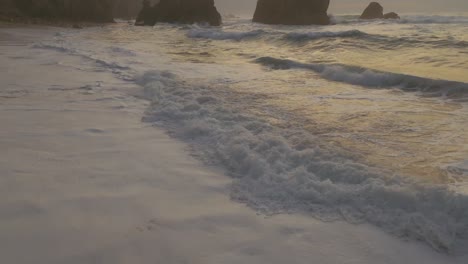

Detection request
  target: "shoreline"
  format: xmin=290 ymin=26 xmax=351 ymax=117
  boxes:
xmin=0 ymin=25 xmax=467 ymax=264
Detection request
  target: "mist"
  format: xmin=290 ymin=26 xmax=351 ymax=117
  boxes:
xmin=214 ymin=0 xmax=468 ymax=16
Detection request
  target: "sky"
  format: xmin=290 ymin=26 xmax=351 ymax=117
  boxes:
xmin=214 ymin=0 xmax=468 ymax=16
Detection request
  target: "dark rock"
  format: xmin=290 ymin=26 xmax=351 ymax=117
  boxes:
xmin=360 ymin=2 xmax=400 ymax=20
xmin=0 ymin=0 xmax=114 ymax=23
xmin=136 ymin=0 xmax=222 ymax=26
xmin=253 ymin=0 xmax=330 ymax=25
xmin=135 ymin=0 xmax=155 ymax=26
xmin=384 ymin=12 xmax=400 ymax=19
xmin=360 ymin=2 xmax=384 ymax=19
xmin=113 ymin=0 xmax=142 ymax=19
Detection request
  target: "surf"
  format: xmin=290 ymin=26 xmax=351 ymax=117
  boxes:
xmin=30 ymin=15 xmax=468 ymax=253
xmin=254 ymin=56 xmax=468 ymax=99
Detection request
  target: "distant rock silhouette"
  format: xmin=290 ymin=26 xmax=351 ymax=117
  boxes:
xmin=360 ymin=2 xmax=384 ymax=19
xmin=253 ymin=0 xmax=330 ymax=25
xmin=113 ymin=0 xmax=142 ymax=19
xmin=383 ymin=12 xmax=400 ymax=20
xmin=360 ymin=2 xmax=400 ymax=20
xmin=136 ymin=0 xmax=222 ymax=26
xmin=0 ymin=0 xmax=114 ymax=22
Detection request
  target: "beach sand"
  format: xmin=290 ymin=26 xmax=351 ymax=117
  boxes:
xmin=0 ymin=25 xmax=466 ymax=264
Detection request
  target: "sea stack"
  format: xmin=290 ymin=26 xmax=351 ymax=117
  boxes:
xmin=383 ymin=12 xmax=400 ymax=19
xmin=135 ymin=0 xmax=222 ymax=26
xmin=360 ymin=2 xmax=400 ymax=20
xmin=253 ymin=0 xmax=331 ymax=25
xmin=113 ymin=0 xmax=143 ymax=19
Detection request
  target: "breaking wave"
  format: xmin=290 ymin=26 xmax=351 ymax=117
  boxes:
xmin=33 ymin=20 xmax=468 ymax=253
xmin=138 ymin=70 xmax=468 ymax=253
xmin=401 ymin=15 xmax=468 ymax=25
xmin=255 ymin=57 xmax=468 ymax=98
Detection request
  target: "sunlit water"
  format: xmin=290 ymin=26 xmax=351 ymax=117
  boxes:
xmin=30 ymin=14 xmax=468 ymax=251
xmin=79 ymin=15 xmax=468 ymax=184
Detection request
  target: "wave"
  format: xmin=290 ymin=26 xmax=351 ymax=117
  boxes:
xmin=33 ymin=43 xmax=132 ymax=73
xmin=187 ymin=29 xmax=268 ymax=41
xmin=332 ymin=14 xmax=468 ymax=25
xmin=187 ymin=28 xmax=369 ymax=42
xmin=33 ymin=24 xmax=468 ymax=253
xmin=255 ymin=57 xmax=468 ymax=98
xmin=283 ymin=30 xmax=368 ymax=41
xmin=281 ymin=30 xmax=468 ymax=50
xmin=401 ymin=15 xmax=468 ymax=24
xmin=138 ymin=70 xmax=468 ymax=253
xmin=186 ymin=27 xmax=468 ymax=50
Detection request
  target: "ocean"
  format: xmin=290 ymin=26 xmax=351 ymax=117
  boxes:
xmin=31 ymin=13 xmax=468 ymax=252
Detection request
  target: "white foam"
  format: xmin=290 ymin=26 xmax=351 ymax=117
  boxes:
xmin=30 ymin=23 xmax=468 ymax=253
xmin=255 ymin=57 xmax=468 ymax=98
xmin=138 ymin=70 xmax=468 ymax=253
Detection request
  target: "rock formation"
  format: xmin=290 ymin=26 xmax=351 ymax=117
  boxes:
xmin=383 ymin=12 xmax=400 ymax=20
xmin=113 ymin=0 xmax=142 ymax=19
xmin=253 ymin=0 xmax=330 ymax=25
xmin=359 ymin=2 xmax=383 ymax=19
xmin=136 ymin=0 xmax=222 ymax=26
xmin=0 ymin=0 xmax=115 ymax=22
xmin=360 ymin=2 xmax=400 ymax=20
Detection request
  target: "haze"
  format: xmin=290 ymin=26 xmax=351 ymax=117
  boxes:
xmin=215 ymin=0 xmax=468 ymax=16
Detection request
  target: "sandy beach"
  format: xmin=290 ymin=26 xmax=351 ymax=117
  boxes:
xmin=1 ymin=25 xmax=467 ymax=264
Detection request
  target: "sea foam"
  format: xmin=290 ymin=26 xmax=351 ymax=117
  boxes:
xmin=138 ymin=70 xmax=468 ymax=252
xmin=32 ymin=21 xmax=468 ymax=253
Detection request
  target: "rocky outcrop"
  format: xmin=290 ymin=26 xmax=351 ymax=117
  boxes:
xmin=0 ymin=0 xmax=20 ymax=19
xmin=360 ymin=2 xmax=399 ymax=20
xmin=113 ymin=0 xmax=142 ymax=19
xmin=1 ymin=0 xmax=114 ymax=22
xmin=359 ymin=2 xmax=383 ymax=19
xmin=136 ymin=0 xmax=222 ymax=26
xmin=383 ymin=12 xmax=400 ymax=20
xmin=253 ymin=0 xmax=330 ymax=25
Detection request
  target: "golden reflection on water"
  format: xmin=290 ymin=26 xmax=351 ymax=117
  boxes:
xmin=84 ymin=24 xmax=468 ymax=184
xmin=228 ymin=70 xmax=468 ymax=184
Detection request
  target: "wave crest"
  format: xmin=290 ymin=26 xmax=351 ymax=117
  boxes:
xmin=283 ymin=30 xmax=367 ymax=41
xmin=255 ymin=57 xmax=468 ymax=98
xmin=401 ymin=15 xmax=468 ymax=24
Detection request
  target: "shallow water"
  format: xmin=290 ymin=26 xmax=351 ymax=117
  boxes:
xmin=27 ymin=14 xmax=468 ymax=251
xmin=71 ymin=15 xmax=468 ymax=184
